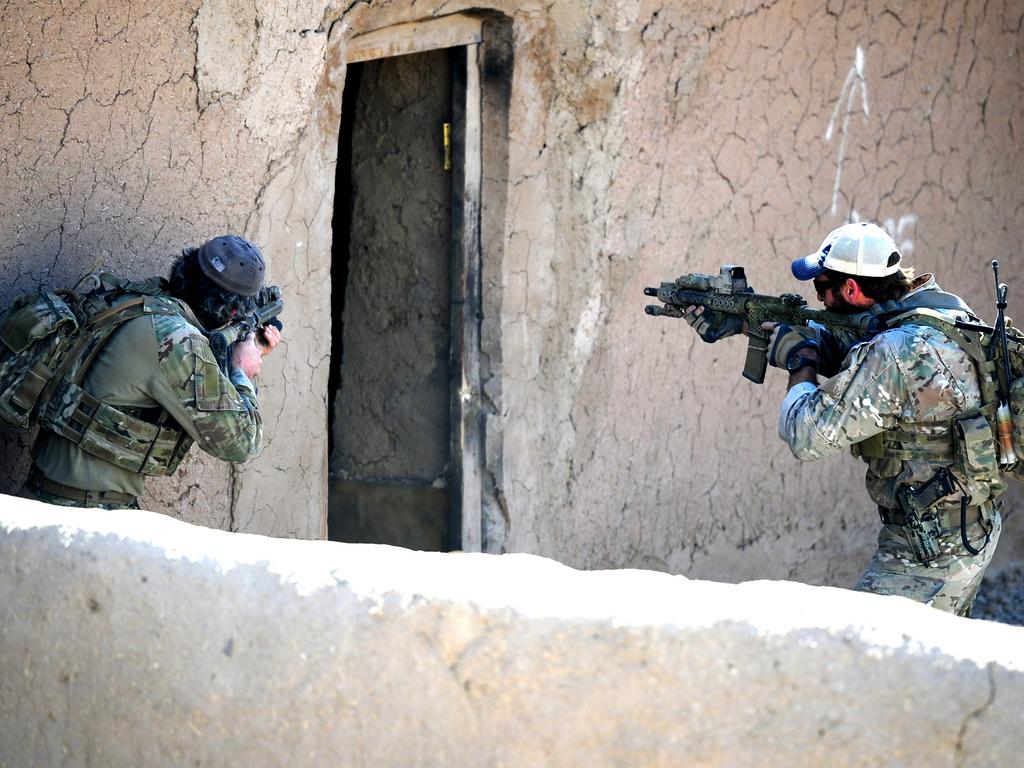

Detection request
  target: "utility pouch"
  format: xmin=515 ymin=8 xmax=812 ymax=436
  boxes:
xmin=41 ymin=381 xmax=193 ymax=476
xmin=953 ymin=413 xmax=999 ymax=483
xmin=1009 ymin=378 xmax=1024 ymax=457
xmin=850 ymin=432 xmax=884 ymax=460
xmin=0 ymin=290 xmax=80 ymax=427
xmin=895 ymin=468 xmax=959 ymax=566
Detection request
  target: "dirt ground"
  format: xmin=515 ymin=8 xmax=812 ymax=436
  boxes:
xmin=973 ymin=566 xmax=1024 ymax=626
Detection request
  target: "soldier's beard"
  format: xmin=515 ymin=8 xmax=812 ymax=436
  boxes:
xmin=828 ymin=292 xmax=860 ymax=314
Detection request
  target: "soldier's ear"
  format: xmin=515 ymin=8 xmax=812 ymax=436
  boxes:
xmin=844 ymin=278 xmax=874 ymax=308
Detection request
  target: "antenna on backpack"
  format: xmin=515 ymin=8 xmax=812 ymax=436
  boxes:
xmin=992 ymin=260 xmax=1018 ymax=465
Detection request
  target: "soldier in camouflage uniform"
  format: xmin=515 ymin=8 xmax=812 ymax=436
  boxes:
xmin=24 ymin=235 xmax=282 ymax=510
xmin=687 ymin=222 xmax=1002 ymax=617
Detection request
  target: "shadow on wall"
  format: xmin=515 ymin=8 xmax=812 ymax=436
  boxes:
xmin=0 ymin=426 xmax=35 ymax=497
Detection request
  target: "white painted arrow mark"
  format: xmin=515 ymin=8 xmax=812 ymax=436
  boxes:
xmin=826 ymin=47 xmax=870 ymax=216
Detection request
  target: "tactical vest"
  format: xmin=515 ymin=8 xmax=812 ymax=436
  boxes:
xmin=1 ymin=273 xmax=197 ymax=477
xmin=849 ymin=307 xmax=1006 ymax=493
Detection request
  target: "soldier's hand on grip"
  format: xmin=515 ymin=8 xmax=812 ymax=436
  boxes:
xmin=258 ymin=324 xmax=282 ymax=357
xmin=231 ymin=332 xmax=264 ymax=379
xmin=683 ymin=305 xmax=744 ymax=343
xmin=765 ymin=323 xmax=820 ymax=371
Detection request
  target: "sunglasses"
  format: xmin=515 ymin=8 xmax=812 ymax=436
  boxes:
xmin=813 ymin=275 xmax=847 ymax=300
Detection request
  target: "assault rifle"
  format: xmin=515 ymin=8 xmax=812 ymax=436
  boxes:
xmin=644 ymin=265 xmax=884 ymax=383
xmin=208 ymin=285 xmax=284 ymax=373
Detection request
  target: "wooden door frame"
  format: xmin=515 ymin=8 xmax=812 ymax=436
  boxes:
xmin=343 ymin=14 xmax=485 ymax=552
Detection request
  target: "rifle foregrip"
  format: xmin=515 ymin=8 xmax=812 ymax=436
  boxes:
xmin=645 ymin=304 xmax=684 ymax=318
xmin=743 ymin=331 xmax=769 ymax=384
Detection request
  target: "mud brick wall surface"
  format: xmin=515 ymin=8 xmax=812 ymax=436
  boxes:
xmin=0 ymin=1 xmax=1022 ymax=587
xmin=0 ymin=0 xmax=336 ymax=537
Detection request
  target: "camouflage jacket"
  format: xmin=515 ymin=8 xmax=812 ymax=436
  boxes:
xmin=778 ymin=278 xmax=1004 ymax=510
xmin=33 ymin=293 xmax=262 ymax=497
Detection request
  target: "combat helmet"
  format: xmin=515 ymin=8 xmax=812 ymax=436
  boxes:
xmin=197 ymin=235 xmax=266 ymax=297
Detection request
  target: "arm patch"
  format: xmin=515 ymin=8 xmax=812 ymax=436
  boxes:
xmin=192 ymin=338 xmax=247 ymax=412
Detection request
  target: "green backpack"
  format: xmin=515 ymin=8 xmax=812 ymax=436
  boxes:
xmin=0 ymin=274 xmax=195 ymax=476
xmin=0 ymin=287 xmax=85 ymax=428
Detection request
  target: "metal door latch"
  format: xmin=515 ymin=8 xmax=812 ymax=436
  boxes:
xmin=443 ymin=122 xmax=452 ymax=171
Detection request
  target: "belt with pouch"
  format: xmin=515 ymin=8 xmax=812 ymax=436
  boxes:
xmin=878 ymin=498 xmax=995 ymax=532
xmin=877 ymin=504 xmax=983 ymax=530
xmin=27 ymin=467 xmax=138 ymax=508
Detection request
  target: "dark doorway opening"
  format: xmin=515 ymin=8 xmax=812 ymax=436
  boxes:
xmin=328 ymin=48 xmax=457 ymax=551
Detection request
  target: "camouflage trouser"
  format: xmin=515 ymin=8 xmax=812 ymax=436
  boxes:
xmin=20 ymin=486 xmax=140 ymax=511
xmin=853 ymin=506 xmax=1001 ymax=617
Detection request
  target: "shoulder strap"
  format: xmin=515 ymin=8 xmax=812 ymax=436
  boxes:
xmin=36 ymin=298 xmax=145 ymax=412
xmin=96 ymin=272 xmax=167 ymax=297
xmin=900 ymin=290 xmax=975 ymax=315
xmin=141 ymin=294 xmax=204 ymax=330
xmin=872 ymin=282 xmax=978 ymax=320
xmin=886 ymin=309 xmax=985 ymax=359
xmin=39 ymin=293 xmax=189 ymax=409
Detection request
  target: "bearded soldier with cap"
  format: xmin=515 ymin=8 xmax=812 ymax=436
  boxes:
xmin=24 ymin=235 xmax=283 ymax=510
xmin=685 ymin=222 xmax=1003 ymax=616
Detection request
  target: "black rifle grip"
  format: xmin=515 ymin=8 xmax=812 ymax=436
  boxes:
xmin=209 ymin=332 xmax=231 ymax=374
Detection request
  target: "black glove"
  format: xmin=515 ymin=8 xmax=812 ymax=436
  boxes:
xmin=683 ymin=306 xmax=744 ymax=343
xmin=766 ymin=324 xmax=820 ymax=371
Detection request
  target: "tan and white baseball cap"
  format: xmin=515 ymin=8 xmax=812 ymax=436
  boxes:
xmin=791 ymin=221 xmax=901 ymax=280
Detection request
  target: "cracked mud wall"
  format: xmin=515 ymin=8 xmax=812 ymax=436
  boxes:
xmin=1 ymin=0 xmax=1022 ymax=593
xmin=528 ymin=0 xmax=1024 ymax=585
xmin=460 ymin=0 xmax=1024 ymax=584
xmin=518 ymin=0 xmax=1024 ymax=585
xmin=0 ymin=0 xmax=335 ymax=535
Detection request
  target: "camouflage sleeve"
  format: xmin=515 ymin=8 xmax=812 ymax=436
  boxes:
xmin=151 ymin=314 xmax=263 ymax=462
xmin=778 ymin=334 xmax=908 ymax=461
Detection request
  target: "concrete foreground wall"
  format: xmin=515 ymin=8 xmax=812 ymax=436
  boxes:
xmin=2 ymin=496 xmax=1024 ymax=768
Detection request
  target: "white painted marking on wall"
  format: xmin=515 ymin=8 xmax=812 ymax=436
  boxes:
xmin=850 ymin=211 xmax=916 ymax=258
xmin=572 ymin=283 xmax=604 ymax=365
xmin=826 ymin=47 xmax=871 ymax=216
xmin=882 ymin=214 xmax=917 ymax=257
